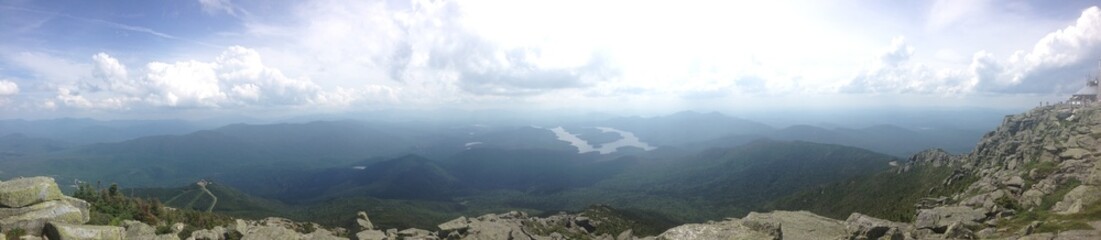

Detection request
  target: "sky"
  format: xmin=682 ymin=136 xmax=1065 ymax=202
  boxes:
xmin=2 ymin=0 xmax=1101 ymax=119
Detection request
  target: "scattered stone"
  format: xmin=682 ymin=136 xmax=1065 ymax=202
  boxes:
xmin=43 ymin=222 xmax=124 ymax=240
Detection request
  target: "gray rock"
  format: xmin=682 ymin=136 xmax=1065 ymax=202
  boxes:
xmin=1054 ymin=229 xmax=1101 ymax=239
xmin=356 ymin=211 xmax=374 ymax=231
xmin=1005 ymin=176 xmax=1026 ymax=189
xmin=913 ymin=207 xmax=985 ymax=233
xmin=942 ymin=222 xmax=974 ymax=239
xmin=843 ymin=213 xmax=906 ymax=240
xmin=355 ymin=230 xmax=386 ymax=240
xmin=463 ymin=218 xmax=520 ymax=240
xmin=0 ymin=177 xmax=64 ymax=208
xmin=241 ymin=226 xmax=300 ymax=240
xmin=189 ymin=226 xmax=225 ymax=240
xmin=43 ymin=222 xmax=124 ymax=240
xmin=122 ymin=220 xmax=155 ymax=239
xmin=616 ymin=229 xmax=634 ymax=240
xmin=303 ymin=228 xmax=348 ymax=240
xmin=438 ymin=216 xmax=470 ymax=231
xmin=0 ymin=200 xmax=89 ymax=236
xmin=739 ymin=219 xmax=781 ymax=240
xmin=657 ymin=220 xmax=774 ymax=240
xmin=742 ymin=211 xmax=845 ymax=240
xmin=1018 ymin=232 xmax=1055 ymax=240
xmin=1053 ymin=185 xmax=1101 ymax=214
xmin=1059 ymin=148 xmax=1090 ymax=159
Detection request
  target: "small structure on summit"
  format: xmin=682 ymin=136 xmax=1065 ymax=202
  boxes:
xmin=1069 ymin=60 xmax=1101 ymax=106
xmin=1068 ymin=79 xmax=1099 ymax=105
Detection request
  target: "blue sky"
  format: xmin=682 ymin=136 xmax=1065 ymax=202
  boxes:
xmin=2 ymin=0 xmax=1101 ymax=118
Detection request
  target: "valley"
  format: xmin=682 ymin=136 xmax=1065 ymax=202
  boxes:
xmin=0 ymin=110 xmax=994 ymax=233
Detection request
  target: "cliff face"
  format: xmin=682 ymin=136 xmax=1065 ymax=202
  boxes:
xmin=655 ymin=105 xmax=1101 ymax=240
xmin=960 ymin=104 xmax=1101 ymax=214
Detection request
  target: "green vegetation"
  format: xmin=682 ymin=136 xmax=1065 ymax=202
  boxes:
xmin=1041 ymin=179 xmax=1081 ymax=211
xmin=1024 ymin=161 xmax=1058 ymax=182
xmin=73 ymin=182 xmax=235 ymax=237
xmin=996 ymin=179 xmax=1097 ymax=235
xmin=769 ymin=164 xmax=975 ymax=222
xmin=579 ymin=205 xmax=678 ymax=237
xmin=523 ymin=205 xmax=676 ymax=239
xmin=131 ymin=183 xmax=290 ymax=220
xmin=4 ymin=228 xmax=25 ymax=240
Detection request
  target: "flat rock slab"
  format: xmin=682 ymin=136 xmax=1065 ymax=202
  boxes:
xmin=743 ymin=211 xmax=846 ymax=240
xmin=0 ymin=200 xmax=89 ymax=236
xmin=914 ymin=206 xmax=986 ymax=232
xmin=356 ymin=230 xmax=387 ymax=240
xmin=0 ymin=176 xmax=64 ymax=208
xmin=657 ymin=220 xmax=773 ymax=240
xmin=44 ymin=222 xmax=124 ymax=240
xmin=242 ymin=226 xmax=301 ymax=240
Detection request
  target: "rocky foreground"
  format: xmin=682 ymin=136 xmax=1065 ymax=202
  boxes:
xmin=4 ymin=104 xmax=1101 ymax=239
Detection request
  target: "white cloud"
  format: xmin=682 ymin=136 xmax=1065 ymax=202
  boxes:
xmin=0 ymin=80 xmax=17 ymax=96
xmin=841 ymin=37 xmax=970 ymax=94
xmin=44 ymin=46 xmax=358 ymax=110
xmin=143 ymin=60 xmax=225 ymax=107
xmin=1003 ymin=6 xmax=1101 ymax=90
xmin=842 ymin=6 xmax=1101 ymax=95
xmin=250 ymin=0 xmax=618 ymax=99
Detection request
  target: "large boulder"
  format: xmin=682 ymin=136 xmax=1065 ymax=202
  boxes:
xmin=43 ymin=222 xmax=124 ymax=240
xmin=0 ymin=200 xmax=89 ymax=235
xmin=913 ymin=206 xmax=985 ymax=233
xmin=356 ymin=211 xmax=374 ymax=231
xmin=1053 ymin=185 xmax=1101 ymax=214
xmin=355 ymin=230 xmax=386 ymax=240
xmin=742 ymin=211 xmax=845 ymax=240
xmin=397 ymin=228 xmax=435 ymax=239
xmin=122 ymin=220 xmax=155 ymax=239
xmin=438 ymin=216 xmax=470 ymax=232
xmin=463 ymin=216 xmax=528 ymax=240
xmin=843 ymin=213 xmax=907 ymax=240
xmin=241 ymin=226 xmax=300 ymax=240
xmin=303 ymin=228 xmax=348 ymax=240
xmin=657 ymin=219 xmax=775 ymax=240
xmin=0 ymin=177 xmax=64 ymax=208
xmin=189 ymin=226 xmax=226 ymax=240
xmin=656 ymin=211 xmax=844 ymax=240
